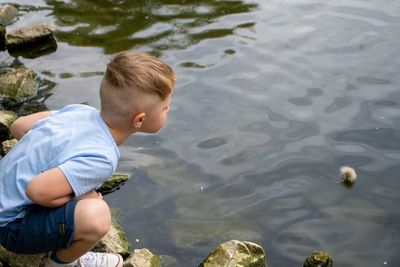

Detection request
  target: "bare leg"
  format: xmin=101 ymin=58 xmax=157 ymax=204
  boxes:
xmin=54 ymin=198 xmax=111 ymax=262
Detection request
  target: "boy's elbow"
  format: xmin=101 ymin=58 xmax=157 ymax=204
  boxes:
xmin=26 ymin=183 xmax=50 ymax=206
xmin=10 ymin=119 xmax=26 ymax=140
xmin=26 ymin=183 xmax=70 ymax=207
xmin=26 ymin=183 xmax=42 ymax=204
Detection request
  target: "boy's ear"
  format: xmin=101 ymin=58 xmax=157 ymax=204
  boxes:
xmin=132 ymin=112 xmax=146 ymax=128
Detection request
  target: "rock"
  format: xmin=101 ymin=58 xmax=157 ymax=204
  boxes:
xmin=0 ymin=5 xmax=18 ymax=26
xmin=0 ymin=110 xmax=17 ymax=142
xmin=2 ymin=138 xmax=17 ymax=155
xmin=6 ymin=23 xmax=57 ymax=59
xmin=92 ymin=220 xmax=131 ymax=259
xmin=0 ymin=66 xmax=38 ymax=104
xmin=199 ymin=240 xmax=267 ymax=267
xmin=123 ymin=248 xmax=160 ymax=267
xmin=97 ymin=173 xmax=130 ymax=196
xmin=303 ymin=251 xmax=333 ymax=267
xmin=6 ymin=23 xmax=54 ymax=47
xmin=0 ymin=246 xmax=46 ymax=267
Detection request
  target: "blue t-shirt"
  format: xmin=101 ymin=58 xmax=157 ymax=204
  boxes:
xmin=0 ymin=104 xmax=120 ymax=227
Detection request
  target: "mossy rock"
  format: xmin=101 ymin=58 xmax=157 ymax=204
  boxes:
xmin=303 ymin=251 xmax=333 ymax=267
xmin=123 ymin=249 xmax=160 ymax=267
xmin=97 ymin=173 xmax=130 ymax=196
xmin=0 ymin=67 xmax=38 ymax=104
xmin=199 ymin=240 xmax=266 ymax=267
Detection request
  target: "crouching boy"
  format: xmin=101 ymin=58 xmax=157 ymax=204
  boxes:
xmin=0 ymin=50 xmax=175 ymax=267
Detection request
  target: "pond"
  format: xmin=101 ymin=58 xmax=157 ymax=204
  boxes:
xmin=2 ymin=0 xmax=400 ymax=266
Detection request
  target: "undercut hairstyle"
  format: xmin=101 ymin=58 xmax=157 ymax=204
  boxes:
xmin=100 ymin=50 xmax=176 ymax=123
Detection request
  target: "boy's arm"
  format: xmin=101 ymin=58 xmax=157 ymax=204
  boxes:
xmin=26 ymin=167 xmax=74 ymax=208
xmin=10 ymin=111 xmax=51 ymax=140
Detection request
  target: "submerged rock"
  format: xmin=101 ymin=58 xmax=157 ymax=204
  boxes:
xmin=123 ymin=249 xmax=160 ymax=267
xmin=0 ymin=110 xmax=17 ymax=142
xmin=166 ymin=217 xmax=262 ymax=251
xmin=0 ymin=5 xmax=18 ymax=26
xmin=199 ymin=240 xmax=266 ymax=267
xmin=6 ymin=23 xmax=57 ymax=58
xmin=0 ymin=66 xmax=38 ymax=104
xmin=303 ymin=251 xmax=333 ymax=267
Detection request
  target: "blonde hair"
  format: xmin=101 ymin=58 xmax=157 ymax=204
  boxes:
xmin=100 ymin=50 xmax=175 ymax=124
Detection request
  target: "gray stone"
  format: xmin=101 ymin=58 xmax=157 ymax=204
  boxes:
xmin=0 ymin=66 xmax=38 ymax=103
xmin=303 ymin=251 xmax=333 ymax=267
xmin=199 ymin=240 xmax=267 ymax=267
xmin=123 ymin=249 xmax=160 ymax=267
xmin=5 ymin=23 xmax=57 ymax=58
xmin=6 ymin=23 xmax=55 ymax=48
xmin=0 ymin=5 xmax=18 ymax=26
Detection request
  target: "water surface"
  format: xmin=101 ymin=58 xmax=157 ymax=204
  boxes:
xmin=2 ymin=0 xmax=400 ymax=266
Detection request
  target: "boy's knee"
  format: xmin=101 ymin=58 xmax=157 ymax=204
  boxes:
xmin=75 ymin=198 xmax=111 ymax=238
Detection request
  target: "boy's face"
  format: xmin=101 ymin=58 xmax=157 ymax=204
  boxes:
xmin=139 ymin=94 xmax=171 ymax=133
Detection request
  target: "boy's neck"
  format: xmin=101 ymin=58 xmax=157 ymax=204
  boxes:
xmin=107 ymin=126 xmax=132 ymax=146
xmin=100 ymin=112 xmax=133 ymax=146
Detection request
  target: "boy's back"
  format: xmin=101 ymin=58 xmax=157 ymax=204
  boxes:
xmin=0 ymin=104 xmax=119 ymax=227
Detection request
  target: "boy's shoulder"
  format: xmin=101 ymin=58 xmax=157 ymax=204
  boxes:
xmin=54 ymin=104 xmax=96 ymax=115
xmin=47 ymin=104 xmax=97 ymax=125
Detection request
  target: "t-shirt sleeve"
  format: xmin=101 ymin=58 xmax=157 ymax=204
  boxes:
xmin=58 ymin=155 xmax=113 ymax=197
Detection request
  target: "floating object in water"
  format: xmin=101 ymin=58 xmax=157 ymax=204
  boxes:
xmin=340 ymin=166 xmax=357 ymax=184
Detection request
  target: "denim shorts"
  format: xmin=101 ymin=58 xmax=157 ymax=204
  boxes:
xmin=0 ymin=200 xmax=77 ymax=254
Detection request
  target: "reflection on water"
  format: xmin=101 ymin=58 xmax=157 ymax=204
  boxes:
xmin=3 ymin=0 xmax=400 ymax=266
xmin=46 ymin=0 xmax=258 ymax=54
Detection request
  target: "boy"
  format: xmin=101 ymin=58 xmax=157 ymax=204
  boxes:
xmin=0 ymin=50 xmax=175 ymax=267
